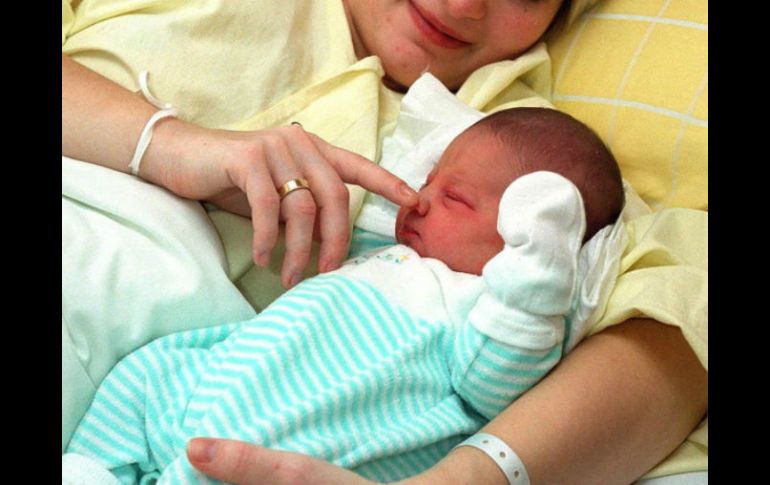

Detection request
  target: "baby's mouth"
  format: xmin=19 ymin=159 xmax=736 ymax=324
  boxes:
xmin=396 ymin=221 xmax=421 ymax=246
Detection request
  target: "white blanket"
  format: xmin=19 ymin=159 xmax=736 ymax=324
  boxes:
xmin=62 ymin=156 xmax=256 ymax=450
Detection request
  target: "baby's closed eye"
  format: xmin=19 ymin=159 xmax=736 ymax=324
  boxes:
xmin=445 ymin=191 xmax=473 ymax=209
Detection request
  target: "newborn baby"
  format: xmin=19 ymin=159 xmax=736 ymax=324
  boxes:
xmin=63 ymin=107 xmax=625 ymax=485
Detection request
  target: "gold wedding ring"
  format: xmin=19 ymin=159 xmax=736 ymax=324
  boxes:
xmin=278 ymin=178 xmax=311 ymax=200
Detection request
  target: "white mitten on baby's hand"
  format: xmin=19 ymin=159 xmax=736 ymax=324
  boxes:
xmin=467 ymin=171 xmax=586 ymax=350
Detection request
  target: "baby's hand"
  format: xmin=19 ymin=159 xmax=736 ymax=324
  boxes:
xmin=483 ymin=171 xmax=586 ymax=312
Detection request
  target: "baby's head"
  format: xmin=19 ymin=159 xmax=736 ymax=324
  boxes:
xmin=395 ymin=107 xmax=624 ymax=275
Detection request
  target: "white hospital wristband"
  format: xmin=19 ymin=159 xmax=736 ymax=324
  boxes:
xmin=453 ymin=433 xmax=531 ymax=485
xmin=128 ymin=71 xmax=179 ymax=177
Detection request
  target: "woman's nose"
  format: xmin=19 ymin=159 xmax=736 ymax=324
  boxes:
xmin=446 ymin=0 xmax=486 ymax=20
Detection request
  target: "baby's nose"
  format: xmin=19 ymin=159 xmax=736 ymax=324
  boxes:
xmin=416 ymin=194 xmax=430 ymax=216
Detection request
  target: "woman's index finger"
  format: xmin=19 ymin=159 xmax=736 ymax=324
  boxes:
xmin=308 ymin=133 xmax=419 ymax=208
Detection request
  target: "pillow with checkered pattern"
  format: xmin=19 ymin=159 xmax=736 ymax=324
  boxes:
xmin=550 ymin=0 xmax=707 ymax=211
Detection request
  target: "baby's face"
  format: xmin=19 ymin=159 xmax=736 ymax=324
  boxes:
xmin=395 ymin=129 xmax=518 ymax=275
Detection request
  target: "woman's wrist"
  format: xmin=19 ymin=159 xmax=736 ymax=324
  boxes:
xmin=139 ymin=119 xmax=255 ymax=217
xmin=140 ymin=116 xmax=202 ymax=190
xmin=394 ymin=446 xmax=509 ymax=485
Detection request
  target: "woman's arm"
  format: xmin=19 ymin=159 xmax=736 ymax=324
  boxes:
xmin=62 ymin=54 xmax=417 ymax=285
xmin=189 ymin=318 xmax=707 ymax=485
xmin=418 ymin=318 xmax=708 ymax=485
xmin=62 ymin=54 xmax=162 ymax=174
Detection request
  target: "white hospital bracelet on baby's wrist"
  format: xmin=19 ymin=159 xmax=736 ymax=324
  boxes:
xmin=453 ymin=433 xmax=531 ymax=485
xmin=128 ymin=71 xmax=179 ymax=177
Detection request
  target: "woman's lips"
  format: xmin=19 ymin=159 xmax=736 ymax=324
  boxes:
xmin=408 ymin=1 xmax=471 ymax=49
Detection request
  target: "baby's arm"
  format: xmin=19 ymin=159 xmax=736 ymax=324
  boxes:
xmin=450 ymin=172 xmax=585 ymax=418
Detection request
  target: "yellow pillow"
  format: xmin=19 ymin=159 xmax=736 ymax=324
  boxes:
xmin=549 ymin=0 xmax=707 ymax=211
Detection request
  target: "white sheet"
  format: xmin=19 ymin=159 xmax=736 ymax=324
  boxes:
xmin=62 ymin=156 xmax=256 ymax=450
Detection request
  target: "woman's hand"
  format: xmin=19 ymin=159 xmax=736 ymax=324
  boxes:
xmin=187 ymin=438 xmax=383 ymax=485
xmin=144 ymin=120 xmax=418 ymax=288
xmin=63 ymin=55 xmax=417 ymax=288
xmin=187 ymin=438 xmax=473 ymax=485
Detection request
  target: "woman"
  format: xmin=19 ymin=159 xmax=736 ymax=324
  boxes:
xmin=61 ymin=0 xmax=707 ymax=483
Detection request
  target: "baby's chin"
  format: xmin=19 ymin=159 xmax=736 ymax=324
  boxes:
xmin=395 ymin=239 xmax=484 ymax=275
xmin=396 ymin=235 xmax=421 ymax=255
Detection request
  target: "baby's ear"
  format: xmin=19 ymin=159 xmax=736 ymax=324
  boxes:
xmin=496 ymin=171 xmax=586 ymax=252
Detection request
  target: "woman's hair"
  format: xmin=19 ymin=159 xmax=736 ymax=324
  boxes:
xmin=475 ymin=107 xmax=625 ymax=241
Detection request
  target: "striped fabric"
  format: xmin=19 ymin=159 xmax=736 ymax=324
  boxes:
xmin=550 ymin=0 xmax=707 ymax=211
xmin=66 ymin=273 xmax=562 ymax=484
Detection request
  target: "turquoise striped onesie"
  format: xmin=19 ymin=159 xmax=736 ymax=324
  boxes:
xmin=63 ymin=175 xmax=589 ymax=485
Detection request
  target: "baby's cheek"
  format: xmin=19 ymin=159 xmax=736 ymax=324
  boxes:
xmin=442 ymin=245 xmax=487 ymax=276
xmin=472 ymin=238 xmax=506 ymax=273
